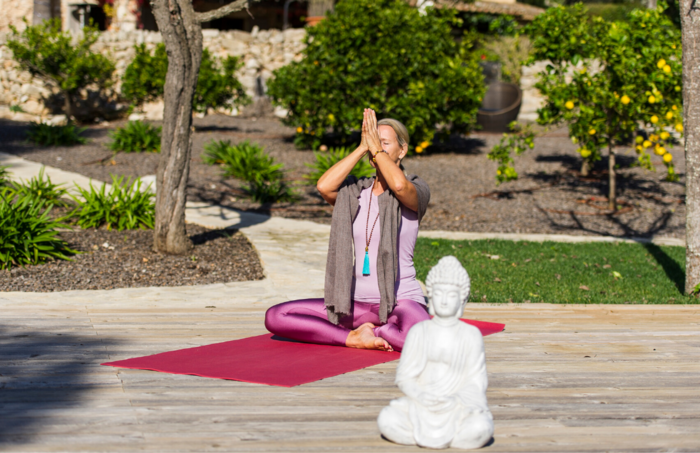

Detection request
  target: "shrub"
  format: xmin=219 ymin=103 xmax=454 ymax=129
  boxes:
xmin=194 ymin=49 xmax=250 ymax=114
xmin=69 ymin=176 xmax=155 ymax=230
xmin=490 ymin=3 xmax=682 ymax=209
xmin=303 ymin=147 xmax=374 ymax=185
xmin=108 ymin=121 xmax=161 ymax=153
xmin=202 ymin=140 xmax=283 ymax=182
xmin=121 ymin=44 xmax=250 ymax=114
xmin=7 ymin=19 xmax=115 ymax=120
xmin=120 ymin=43 xmax=168 ymax=108
xmin=7 ymin=167 xmax=70 ymax=207
xmin=26 ymin=122 xmax=87 ymax=146
xmin=244 ymin=178 xmax=299 ymax=204
xmin=0 ymin=191 xmax=77 ymax=270
xmin=202 ymin=139 xmax=297 ymax=203
xmin=267 ymin=0 xmax=485 ymax=150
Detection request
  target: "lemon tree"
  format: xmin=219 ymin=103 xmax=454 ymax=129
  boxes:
xmin=490 ymin=3 xmax=682 ymax=209
xmin=267 ymin=0 xmax=485 ymax=151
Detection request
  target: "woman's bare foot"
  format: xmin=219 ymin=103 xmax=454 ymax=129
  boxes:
xmin=346 ymin=322 xmax=393 ymax=351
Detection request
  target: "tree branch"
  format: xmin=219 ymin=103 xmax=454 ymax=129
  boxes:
xmin=195 ymin=0 xmax=256 ymax=23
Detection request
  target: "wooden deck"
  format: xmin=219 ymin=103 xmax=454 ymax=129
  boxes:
xmin=2 ymin=297 xmax=699 ymax=452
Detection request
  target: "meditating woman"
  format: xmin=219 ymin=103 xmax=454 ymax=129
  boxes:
xmin=264 ymin=109 xmax=431 ymax=352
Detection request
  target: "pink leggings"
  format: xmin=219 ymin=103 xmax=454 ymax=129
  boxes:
xmin=264 ymin=298 xmax=430 ymax=352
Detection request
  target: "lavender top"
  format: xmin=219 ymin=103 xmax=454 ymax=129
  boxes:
xmin=351 ymin=185 xmax=426 ymax=305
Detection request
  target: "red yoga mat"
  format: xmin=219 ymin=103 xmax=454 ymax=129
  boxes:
xmin=102 ymin=318 xmax=505 ymax=387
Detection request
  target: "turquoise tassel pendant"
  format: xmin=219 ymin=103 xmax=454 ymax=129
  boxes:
xmin=362 ymin=248 xmax=371 ymax=276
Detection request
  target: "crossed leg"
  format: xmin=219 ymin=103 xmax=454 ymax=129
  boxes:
xmin=264 ymin=298 xmax=429 ymax=352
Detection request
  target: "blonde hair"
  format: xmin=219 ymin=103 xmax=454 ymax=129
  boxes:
xmin=378 ymin=118 xmax=409 ymax=150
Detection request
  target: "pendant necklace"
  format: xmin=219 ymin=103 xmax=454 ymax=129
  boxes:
xmin=363 ymin=179 xmax=380 ymax=276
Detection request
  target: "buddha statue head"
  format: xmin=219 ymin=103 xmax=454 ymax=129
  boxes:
xmin=425 ymin=256 xmax=471 ymax=320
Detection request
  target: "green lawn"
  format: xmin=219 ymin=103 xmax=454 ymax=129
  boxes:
xmin=414 ymin=238 xmax=696 ymax=304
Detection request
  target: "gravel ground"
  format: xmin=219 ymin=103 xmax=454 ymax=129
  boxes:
xmin=0 ymin=223 xmax=264 ymax=292
xmin=0 ymin=115 xmax=686 ymax=239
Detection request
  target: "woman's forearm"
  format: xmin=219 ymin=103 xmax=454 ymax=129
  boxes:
xmin=374 ymin=152 xmax=419 ymax=211
xmin=317 ymin=145 xmax=368 ymax=205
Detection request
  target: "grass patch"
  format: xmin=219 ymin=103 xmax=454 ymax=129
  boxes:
xmin=414 ymin=238 xmax=695 ymax=304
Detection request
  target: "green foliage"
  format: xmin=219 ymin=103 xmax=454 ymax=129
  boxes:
xmin=585 ymin=3 xmax=640 ymax=22
xmin=108 ymin=121 xmax=161 ymax=153
xmin=487 ymin=122 xmax=536 ymax=184
xmin=69 ymin=176 xmax=155 ymax=230
xmin=202 ymin=140 xmax=283 ymax=182
xmin=26 ymin=122 xmax=87 ymax=146
xmin=267 ymin=0 xmax=486 ymax=150
xmin=6 ymin=167 xmax=70 ymax=207
xmin=202 ymin=139 xmax=297 ymax=203
xmin=120 ymin=43 xmax=168 ymax=107
xmin=0 ymin=166 xmax=11 ymax=187
xmin=303 ymin=147 xmax=374 ymax=185
xmin=120 ymin=44 xmax=250 ymax=113
xmin=0 ymin=191 xmax=77 ymax=270
xmin=414 ymin=238 xmax=694 ymax=304
xmin=464 ymin=13 xmax=519 ymax=36
xmin=194 ymin=49 xmax=250 ymax=114
xmin=243 ymin=178 xmax=299 ymax=204
xmin=493 ymin=3 xmax=682 ymax=183
xmin=7 ymin=19 xmax=115 ymax=118
xmin=480 ymin=35 xmax=531 ymax=84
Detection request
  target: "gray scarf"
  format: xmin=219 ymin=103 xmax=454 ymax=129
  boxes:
xmin=324 ymin=174 xmax=430 ymax=324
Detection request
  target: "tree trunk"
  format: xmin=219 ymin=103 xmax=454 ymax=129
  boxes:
xmin=62 ymin=90 xmax=73 ymax=122
xmin=150 ymin=0 xmax=253 ymax=254
xmin=608 ymin=144 xmax=616 ymax=211
xmin=151 ymin=0 xmax=203 ymax=254
xmin=580 ymin=159 xmax=591 ymax=177
xmin=682 ymin=0 xmax=700 ymax=294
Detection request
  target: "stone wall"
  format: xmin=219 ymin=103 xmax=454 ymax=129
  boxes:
xmin=0 ymin=26 xmax=307 ymax=121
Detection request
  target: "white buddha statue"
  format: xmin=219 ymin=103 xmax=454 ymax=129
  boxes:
xmin=377 ymin=256 xmax=493 ymax=450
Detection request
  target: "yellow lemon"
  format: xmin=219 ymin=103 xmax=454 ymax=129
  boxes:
xmin=663 ymin=153 xmax=673 ymax=163
xmin=648 ymin=95 xmax=656 ymax=104
xmin=636 ymin=145 xmax=643 ymax=153
xmin=643 ymin=140 xmax=652 ymax=148
xmin=657 ymin=59 xmax=666 ymax=69
xmin=660 ymin=131 xmax=670 ymax=140
xmin=580 ymin=149 xmax=591 ymax=158
xmin=621 ymin=95 xmax=630 ymax=105
xmin=654 ymin=145 xmax=666 ymax=156
xmin=635 ymin=135 xmax=644 ymax=144
xmin=649 ymin=134 xmax=659 ymax=142
xmin=663 ymin=65 xmax=671 ymax=73
xmin=666 ymin=111 xmax=674 ymax=120
xmin=672 ymin=44 xmax=677 ymax=49
xmin=672 ymin=105 xmax=678 ymax=110
xmin=420 ymin=141 xmax=430 ymax=148
xmin=651 ymin=115 xmax=659 ymax=124
xmin=296 ymin=126 xmax=303 ymax=133
xmin=580 ymin=67 xmax=586 ymax=74
xmin=415 ymin=146 xmax=423 ymax=154
xmin=497 ymin=169 xmax=502 ymax=175
xmin=676 ymin=123 xmax=684 ymax=132
xmin=589 ymin=128 xmax=596 ymax=135
xmin=565 ymin=101 xmax=575 ymax=110
xmin=675 ymin=86 xmax=681 ymax=92
xmin=328 ymin=113 xmax=335 ymax=121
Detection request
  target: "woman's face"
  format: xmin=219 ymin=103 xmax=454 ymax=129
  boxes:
xmin=370 ymin=125 xmax=407 ymax=167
